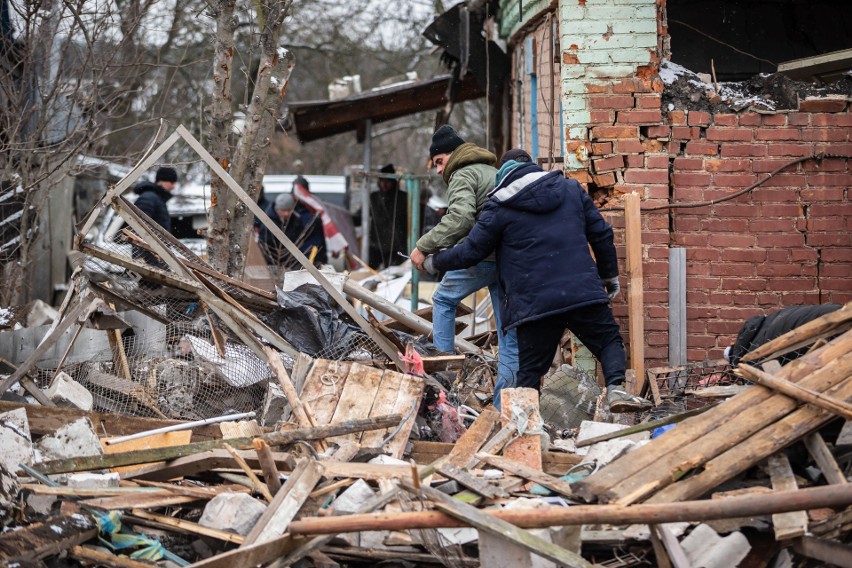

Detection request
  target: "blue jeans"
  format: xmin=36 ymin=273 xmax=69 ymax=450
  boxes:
xmin=431 ymin=261 xmax=519 ymax=410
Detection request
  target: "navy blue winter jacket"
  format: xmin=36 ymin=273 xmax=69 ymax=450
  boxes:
xmin=134 ymin=181 xmax=173 ymax=233
xmin=432 ymin=163 xmax=618 ymax=331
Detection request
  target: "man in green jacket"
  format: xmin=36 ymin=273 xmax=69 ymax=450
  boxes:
xmin=409 ymin=125 xmax=519 ymax=408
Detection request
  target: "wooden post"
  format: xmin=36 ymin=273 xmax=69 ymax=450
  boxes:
xmin=624 ymin=192 xmax=645 ymax=395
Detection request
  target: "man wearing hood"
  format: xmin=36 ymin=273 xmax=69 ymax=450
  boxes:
xmin=423 ymin=150 xmax=651 ymax=413
xmin=132 ymin=166 xmax=178 ymax=266
xmin=409 ymin=125 xmax=519 ymax=408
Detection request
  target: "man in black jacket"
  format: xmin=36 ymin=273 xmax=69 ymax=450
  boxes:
xmin=425 ymin=150 xmax=651 ymax=413
xmin=132 ymin=166 xmax=178 ymax=266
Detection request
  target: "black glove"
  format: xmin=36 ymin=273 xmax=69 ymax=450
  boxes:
xmin=422 ymin=255 xmax=438 ymax=275
xmin=603 ymin=276 xmax=620 ymax=300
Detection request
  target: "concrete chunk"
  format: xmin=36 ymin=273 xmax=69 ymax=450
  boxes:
xmin=68 ymin=472 xmax=121 ymax=489
xmin=332 ymin=479 xmax=376 ymax=515
xmin=35 ymin=417 xmax=103 ymax=462
xmin=199 ymin=492 xmax=267 ymax=536
xmin=0 ymin=407 xmax=34 ymax=473
xmin=681 ymin=524 xmax=750 ymax=568
xmin=0 ymin=462 xmax=20 ymax=525
xmin=575 ymin=420 xmax=650 ymax=456
xmin=260 ymin=380 xmax=289 ymax=427
xmin=45 ymin=372 xmax=94 ymax=411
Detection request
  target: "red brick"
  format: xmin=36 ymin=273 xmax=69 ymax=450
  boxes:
xmin=803 ymin=158 xmax=848 ymax=172
xmin=625 ymin=154 xmax=644 ymax=168
xmin=757 ymin=292 xmax=783 ymax=305
xmin=704 ymin=158 xmax=750 ymax=172
xmin=767 ymin=143 xmax=814 ymax=157
xmin=751 ymin=187 xmax=798 ymax=203
xmin=763 ymin=263 xmax=818 ymax=277
xmin=592 ymin=126 xmax=639 ymax=139
xmin=615 ymin=139 xmax=644 ymax=153
xmin=593 ymin=154 xmax=625 ymax=173
xmin=756 ymin=234 xmax=805 ymax=247
xmin=672 ymin=126 xmax=700 ymax=140
xmin=721 ymin=144 xmax=767 ymax=157
xmin=671 ymin=172 xmax=712 ymax=186
xmin=720 ymin=277 xmax=766 ymax=291
xmin=685 ymin=141 xmax=719 ymax=156
xmin=688 ymin=248 xmax=721 ymax=262
xmin=623 ymin=169 xmax=669 ymax=184
xmin=791 ymin=249 xmax=820 ymax=262
xmin=612 ymin=78 xmax=643 ymax=94
xmin=820 ymin=248 xmax=852 ymax=262
xmin=749 ymin=218 xmax=796 ymax=232
xmin=642 ymin=140 xmax=666 ymax=153
xmin=807 ymin=173 xmax=852 ymax=186
xmin=710 ymin=263 xmax=756 ymax=277
xmin=590 ymin=95 xmax=635 ymax=109
xmin=721 ymin=248 xmax=766 ymax=262
xmin=645 ymin=185 xmax=670 ymax=199
xmin=709 ymin=234 xmax=757 ymax=247
xmin=584 ymin=83 xmax=611 ymax=94
xmin=687 ymin=111 xmax=711 ymax=126
xmin=738 ymin=113 xmax=762 ymax=126
xmin=674 ymin=216 xmax=701 ymax=231
xmin=799 ymin=98 xmax=848 ymax=113
xmin=617 ymin=109 xmax=663 ymax=125
xmin=759 ymin=114 xmax=787 ymax=126
xmin=714 ymin=173 xmax=758 ymax=187
xmin=714 ymin=114 xmax=738 ymax=126
xmin=811 ymin=113 xmax=852 ymax=127
xmin=760 ymin=203 xmax=804 ymax=217
xmin=815 ymin=143 xmax=852 ymax=155
xmin=645 ymin=155 xmax=670 ymax=169
xmin=760 ymin=174 xmax=807 ymax=188
xmin=752 ymin=159 xmax=796 ymax=173
xmin=635 ymin=94 xmax=661 ymax=109
xmin=592 ymin=172 xmax=617 ymax=187
xmin=808 ymin=217 xmax=846 ymax=231
xmin=706 ymin=127 xmax=753 ymax=141
xmin=788 ymin=113 xmax=811 ymax=126
xmin=590 ymin=110 xmax=615 ymax=124
xmin=703 ymin=218 xmax=749 ymax=233
xmin=802 ymin=128 xmax=848 ymax=142
xmin=756 ymin=128 xmax=801 ymax=141
xmin=808 ymin=233 xmax=852 ymax=246
xmin=712 ymin=204 xmax=761 ymax=218
xmin=668 ymin=110 xmax=686 ymax=125
xmin=822 ymin=264 xmax=852 ymax=277
xmin=768 ymin=278 xmax=818 ymax=291
xmin=802 ymin=187 xmax=845 ymax=200
xmin=645 ymin=125 xmax=671 ymax=138
xmin=673 ymin=157 xmax=704 ymax=170
xmin=675 ymin=233 xmax=710 ymax=247
xmin=591 ymin=142 xmax=613 ymax=154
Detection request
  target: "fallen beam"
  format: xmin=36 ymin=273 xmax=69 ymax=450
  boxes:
xmin=32 ymin=414 xmax=401 ymax=475
xmin=287 ymin=483 xmax=852 ymax=534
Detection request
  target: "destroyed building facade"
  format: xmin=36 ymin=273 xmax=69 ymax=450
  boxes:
xmin=497 ymin=0 xmax=852 ymax=369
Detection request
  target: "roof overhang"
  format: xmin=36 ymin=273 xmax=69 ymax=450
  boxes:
xmin=287 ymin=73 xmax=484 ymax=143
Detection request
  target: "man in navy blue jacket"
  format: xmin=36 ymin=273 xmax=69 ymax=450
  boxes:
xmin=425 ymin=150 xmax=650 ymax=413
xmin=132 ymin=166 xmax=178 ymax=267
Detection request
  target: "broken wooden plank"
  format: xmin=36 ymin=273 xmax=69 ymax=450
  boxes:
xmin=327 ymin=363 xmax=385 ymax=446
xmin=223 ymin=443 xmax=273 ymax=501
xmin=420 ymin=354 xmax=466 ymax=373
xmin=739 ymin=362 xmax=852 ymax=420
xmin=766 ymin=453 xmax=808 ymax=540
xmin=263 ymin=345 xmax=316 ymax=431
xmin=69 ymin=545 xmax=157 ymax=568
xmin=299 ymin=359 xmax=352 ymax=426
xmin=359 ymin=368 xmax=405 ymax=449
xmin=381 ymin=372 xmax=423 ymax=458
xmin=792 ymin=535 xmax=852 ymax=568
xmin=409 ymin=440 xmax=581 ymax=476
xmin=652 ymin=525 xmax=690 ymax=568
xmin=476 ymin=453 xmax=577 ymax=499
xmin=242 ymin=459 xmax=324 ymax=546
xmin=34 ymin=414 xmax=402 ymax=475
xmin=624 ymin=192 xmax=645 ymax=394
xmin=102 ymin=430 xmax=192 ymax=474
xmin=400 ymin=481 xmax=594 ymax=568
xmin=129 ymin=509 xmax=244 ymax=544
xmin=254 ymin=439 xmax=282 ymax=495
xmin=804 ymin=432 xmax=848 ymax=486
xmin=447 ymin=409 xmax=500 ymax=468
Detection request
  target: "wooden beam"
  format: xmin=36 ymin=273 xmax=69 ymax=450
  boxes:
xmin=766 ymin=453 xmax=808 ymax=540
xmin=739 ymin=362 xmax=852 ymax=420
xmin=804 ymin=432 xmax=848 ymax=486
xmin=476 ymin=453 xmax=577 ymax=499
xmin=129 ymin=509 xmax=245 ymax=544
xmin=447 ymin=409 xmax=500 ymax=468
xmin=624 ymin=192 xmax=645 ymax=394
xmin=792 ymin=536 xmax=852 ymax=567
xmin=0 ymin=515 xmax=97 ymax=565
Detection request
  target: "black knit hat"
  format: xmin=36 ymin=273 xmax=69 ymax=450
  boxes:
xmin=155 ymin=166 xmax=178 ymax=183
xmin=379 ymin=163 xmax=395 ymax=174
xmin=499 ymin=148 xmax=532 ymax=166
xmin=429 ymin=124 xmax=465 ymax=158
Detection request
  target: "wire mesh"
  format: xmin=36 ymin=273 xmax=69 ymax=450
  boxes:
xmin=396 ymin=490 xmax=476 ymax=568
xmin=540 ymin=365 xmax=602 ymax=431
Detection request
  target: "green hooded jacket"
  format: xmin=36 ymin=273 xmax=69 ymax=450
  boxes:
xmin=416 ymin=143 xmax=498 ymax=258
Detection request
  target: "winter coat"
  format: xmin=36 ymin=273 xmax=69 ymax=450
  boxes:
xmin=258 ymin=201 xmax=306 ymax=266
xmin=729 ymin=304 xmax=842 ymax=366
xmin=133 ymin=181 xmax=173 ymax=233
xmin=432 ymin=162 xmax=618 ymax=331
xmin=415 ymin=143 xmax=497 ymax=261
xmin=295 ymin=203 xmax=328 ymax=264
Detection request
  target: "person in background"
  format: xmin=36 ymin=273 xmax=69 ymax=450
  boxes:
xmin=132 ymin=166 xmax=178 ymax=267
xmin=257 ymin=192 xmax=305 ymax=266
xmin=725 ymin=304 xmax=843 ymax=367
xmin=291 ymin=176 xmax=328 ymax=265
xmin=357 ymin=163 xmax=408 ymax=268
xmin=423 ymin=149 xmax=651 ymax=413
xmin=409 ymin=125 xmax=519 ymax=409
xmin=253 ymin=185 xmax=272 ymax=233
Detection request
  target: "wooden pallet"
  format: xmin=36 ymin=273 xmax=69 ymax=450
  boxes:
xmin=299 ymin=359 xmax=423 ymax=458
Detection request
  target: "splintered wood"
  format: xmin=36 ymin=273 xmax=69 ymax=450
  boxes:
xmin=300 ymin=359 xmax=424 ymax=458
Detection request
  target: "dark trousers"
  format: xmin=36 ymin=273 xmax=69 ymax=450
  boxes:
xmin=515 ymin=302 xmax=627 ymax=391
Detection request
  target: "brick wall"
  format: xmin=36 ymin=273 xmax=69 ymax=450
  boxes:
xmin=502 ymin=0 xmax=851 ymax=371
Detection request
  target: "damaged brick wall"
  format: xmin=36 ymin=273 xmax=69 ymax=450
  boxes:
xmin=503 ymin=0 xmax=851 ymax=370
